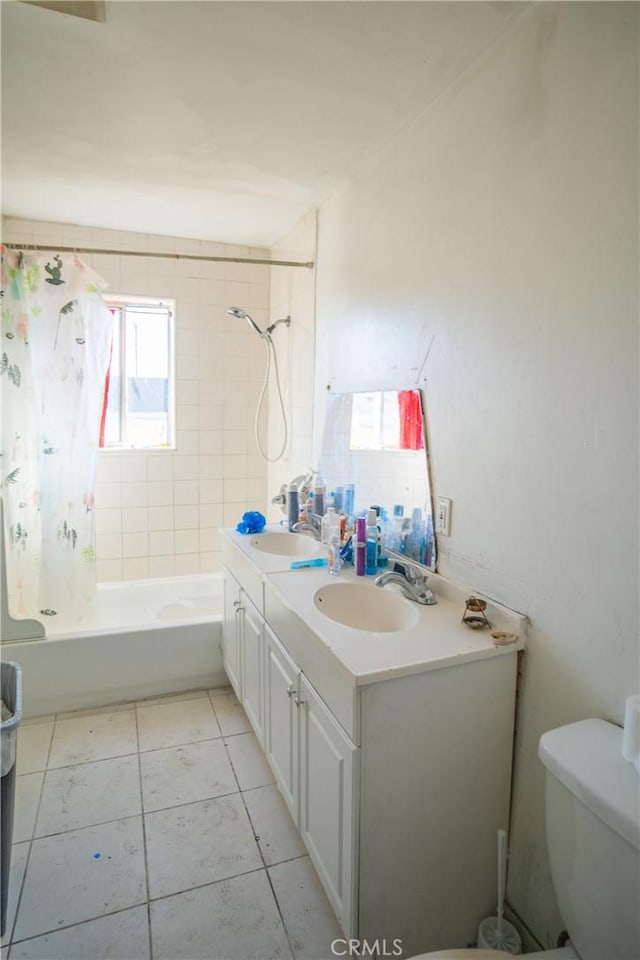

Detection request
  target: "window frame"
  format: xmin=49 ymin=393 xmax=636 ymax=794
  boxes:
xmin=102 ymin=294 xmax=176 ymax=452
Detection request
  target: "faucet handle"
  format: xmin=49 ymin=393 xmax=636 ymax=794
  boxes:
xmin=394 ymin=560 xmax=427 ymax=585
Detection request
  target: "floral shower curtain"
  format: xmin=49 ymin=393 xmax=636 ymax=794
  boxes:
xmin=1 ymin=249 xmax=112 ymax=627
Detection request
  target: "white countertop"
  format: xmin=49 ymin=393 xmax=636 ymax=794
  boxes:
xmin=223 ymin=526 xmax=527 ymax=685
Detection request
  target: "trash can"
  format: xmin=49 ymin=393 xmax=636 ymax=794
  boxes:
xmin=1 ymin=661 xmax=22 ymax=938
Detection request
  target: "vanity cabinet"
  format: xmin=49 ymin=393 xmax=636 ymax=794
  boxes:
xmin=222 ymin=534 xmax=524 ymax=957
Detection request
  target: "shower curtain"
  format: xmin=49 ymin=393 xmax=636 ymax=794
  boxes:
xmin=1 ymin=249 xmax=112 ymax=626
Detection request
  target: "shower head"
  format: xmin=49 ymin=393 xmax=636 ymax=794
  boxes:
xmin=227 ymin=306 xmax=265 ymax=337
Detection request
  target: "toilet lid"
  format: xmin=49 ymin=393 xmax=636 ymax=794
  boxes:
xmin=409 ymin=951 xmax=512 ymax=959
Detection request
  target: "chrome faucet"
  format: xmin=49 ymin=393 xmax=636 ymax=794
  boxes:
xmin=375 ymin=561 xmax=437 ymax=605
xmin=290 ymin=513 xmax=322 ymax=540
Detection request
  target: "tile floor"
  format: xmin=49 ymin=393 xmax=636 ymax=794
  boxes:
xmin=2 ymin=688 xmax=343 ymax=959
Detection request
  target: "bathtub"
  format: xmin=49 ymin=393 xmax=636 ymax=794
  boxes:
xmin=5 ymin=574 xmax=226 ymax=718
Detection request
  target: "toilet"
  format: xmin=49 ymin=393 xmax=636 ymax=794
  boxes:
xmin=410 ymin=717 xmax=640 ymax=960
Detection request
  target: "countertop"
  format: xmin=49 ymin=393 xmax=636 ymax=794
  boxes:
xmin=223 ymin=526 xmax=527 ymax=685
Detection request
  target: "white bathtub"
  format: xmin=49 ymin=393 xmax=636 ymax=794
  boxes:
xmin=7 ymin=574 xmax=226 ymax=718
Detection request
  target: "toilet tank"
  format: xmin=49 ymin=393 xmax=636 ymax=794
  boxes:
xmin=538 ymin=719 xmax=640 ymax=960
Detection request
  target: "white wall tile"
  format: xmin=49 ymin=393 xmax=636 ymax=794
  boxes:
xmin=120 ymin=482 xmax=148 ymax=508
xmin=174 ymin=505 xmax=198 ymax=530
xmin=199 ymin=480 xmax=223 ymax=504
xmin=174 ymin=456 xmax=199 ymax=480
xmin=122 ymin=532 xmax=149 ymax=558
xmin=148 ymin=482 xmax=174 ymax=506
xmin=175 ymin=529 xmax=199 ymax=554
xmin=148 ymin=506 xmax=173 ymax=532
xmin=122 ymin=508 xmax=148 ymax=533
xmin=123 ymin=558 xmax=150 ymax=580
xmin=174 ymin=480 xmax=198 ymax=505
xmin=96 ymin=534 xmax=123 ymax=560
xmin=149 ymin=556 xmax=175 ymax=578
xmin=149 ymin=531 xmax=174 ymax=557
xmin=147 ymin=455 xmax=174 ymax=482
xmin=120 ymin=456 xmax=148 ymax=483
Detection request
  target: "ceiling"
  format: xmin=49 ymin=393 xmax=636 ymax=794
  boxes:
xmin=1 ymin=1 xmax=522 ymax=246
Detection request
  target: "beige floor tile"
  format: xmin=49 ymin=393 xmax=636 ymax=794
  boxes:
xmin=1 ymin=842 xmax=29 ymax=947
xmin=137 ymin=697 xmax=221 ymax=752
xmin=269 ymin=856 xmax=344 ymax=960
xmin=244 ymin=784 xmax=306 ymax=866
xmin=21 ymin=714 xmax=55 ymax=726
xmin=145 ymin=794 xmax=262 ymax=900
xmin=35 ymin=755 xmax=141 ymax=837
xmin=211 ymin=691 xmax=251 ymax=736
xmin=150 ymin=870 xmax=292 ymax=960
xmin=14 ymin=817 xmax=146 ymax=941
xmin=225 ymin=731 xmax=274 ymax=791
xmin=9 ymin=905 xmax=150 ymax=959
xmin=14 ymin=773 xmax=44 ymax=843
xmin=48 ymin=710 xmax=137 ymax=768
xmin=140 ymin=739 xmax=236 ymax=813
xmin=16 ymin=722 xmax=53 ymax=775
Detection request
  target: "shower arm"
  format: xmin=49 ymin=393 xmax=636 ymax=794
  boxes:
xmin=265 ymin=316 xmax=291 ymax=336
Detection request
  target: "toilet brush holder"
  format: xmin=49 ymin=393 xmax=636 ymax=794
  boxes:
xmin=477 ymin=829 xmax=522 ymax=955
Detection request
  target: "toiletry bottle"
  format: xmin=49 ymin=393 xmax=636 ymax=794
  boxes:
xmin=344 ymin=484 xmax=355 ymax=523
xmin=307 ymin=490 xmax=315 ymax=520
xmin=327 ymin=525 xmax=342 ymax=575
xmin=377 ymin=507 xmax=389 ymax=568
xmin=391 ymin=504 xmax=405 ymax=554
xmin=356 ymin=517 xmax=366 ymax=576
xmin=314 ymin=475 xmax=325 ymax=517
xmin=287 ymin=482 xmax=299 ymax=531
xmin=365 ymin=509 xmax=378 ymax=575
xmin=334 ymin=486 xmax=344 ymax=513
xmin=321 ymin=506 xmax=339 ymax=544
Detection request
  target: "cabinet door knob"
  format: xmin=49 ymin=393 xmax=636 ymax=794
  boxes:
xmin=286 ymin=684 xmax=296 ymax=698
xmin=294 ymin=695 xmax=305 ymax=707
xmin=233 ymin=600 xmax=241 ymax=609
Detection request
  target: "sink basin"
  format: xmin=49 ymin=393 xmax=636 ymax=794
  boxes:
xmin=249 ymin=531 xmax=324 ymax=557
xmin=313 ymin=582 xmax=419 ymax=633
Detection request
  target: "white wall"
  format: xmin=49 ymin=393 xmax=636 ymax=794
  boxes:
xmin=267 ymin=210 xmax=317 ymax=521
xmin=313 ymin=3 xmax=638 ymax=946
xmin=2 ymin=217 xmax=271 ymax=580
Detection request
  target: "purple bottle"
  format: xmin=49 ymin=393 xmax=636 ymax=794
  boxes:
xmin=356 ymin=517 xmax=366 ymax=576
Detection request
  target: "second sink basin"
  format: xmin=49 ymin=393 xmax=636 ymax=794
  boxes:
xmin=313 ymin=581 xmax=419 ymax=633
xmin=249 ymin=531 xmax=324 ymax=557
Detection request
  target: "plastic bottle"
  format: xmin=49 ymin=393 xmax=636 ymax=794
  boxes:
xmin=365 ymin=509 xmax=378 ymax=575
xmin=355 ymin=517 xmax=366 ymax=576
xmin=334 ymin=486 xmax=344 ymax=513
xmin=327 ymin=525 xmax=342 ymax=575
xmin=307 ymin=490 xmax=315 ymax=519
xmin=313 ymin=476 xmax=325 ymax=517
xmin=390 ymin=504 xmax=405 ymax=554
xmin=344 ymin=484 xmax=355 ymax=522
xmin=321 ymin=506 xmax=339 ymax=544
xmin=287 ymin=482 xmax=299 ymax=531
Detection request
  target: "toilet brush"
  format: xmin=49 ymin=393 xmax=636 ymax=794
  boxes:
xmin=477 ymin=829 xmax=522 ymax=955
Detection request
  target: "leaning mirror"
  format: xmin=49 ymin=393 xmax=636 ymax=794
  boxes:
xmin=319 ymin=389 xmax=437 ymax=569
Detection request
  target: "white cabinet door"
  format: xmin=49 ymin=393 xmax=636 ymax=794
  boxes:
xmin=299 ymin=674 xmax=358 ymax=935
xmin=222 ymin=570 xmax=242 ymax=698
xmin=241 ymin=597 xmax=264 ymax=746
xmin=264 ymin=624 xmax=299 ymax=820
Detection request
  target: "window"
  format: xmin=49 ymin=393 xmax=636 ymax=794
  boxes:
xmin=349 ymin=390 xmax=424 ymax=452
xmin=101 ymin=296 xmax=175 ymax=450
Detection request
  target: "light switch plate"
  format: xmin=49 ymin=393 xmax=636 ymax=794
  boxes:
xmin=436 ymin=497 xmax=452 ymax=536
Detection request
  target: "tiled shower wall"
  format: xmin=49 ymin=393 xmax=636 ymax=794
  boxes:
xmin=2 ymin=217 xmax=271 ymax=580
